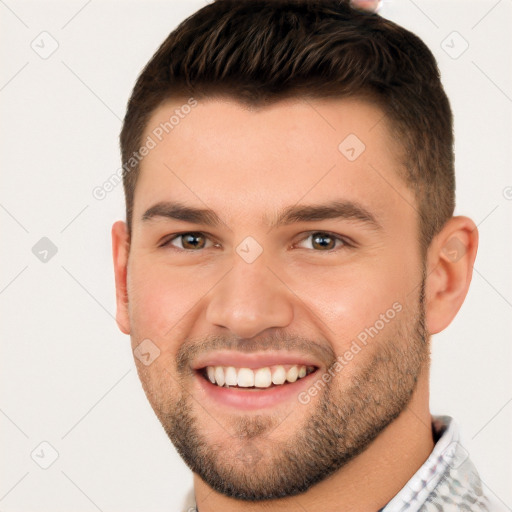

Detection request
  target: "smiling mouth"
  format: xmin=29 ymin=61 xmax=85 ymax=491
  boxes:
xmin=197 ymin=364 xmax=318 ymax=390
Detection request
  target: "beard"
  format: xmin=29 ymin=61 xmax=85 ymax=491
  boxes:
xmin=135 ymin=274 xmax=430 ymax=502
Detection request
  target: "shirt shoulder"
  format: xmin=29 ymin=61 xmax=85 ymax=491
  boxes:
xmin=383 ymin=415 xmax=504 ymax=512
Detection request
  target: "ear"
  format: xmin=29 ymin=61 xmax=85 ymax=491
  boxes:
xmin=112 ymin=221 xmax=131 ymax=334
xmin=424 ymin=216 xmax=479 ymax=334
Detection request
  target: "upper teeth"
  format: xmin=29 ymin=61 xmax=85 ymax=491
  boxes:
xmin=205 ymin=364 xmax=314 ymax=388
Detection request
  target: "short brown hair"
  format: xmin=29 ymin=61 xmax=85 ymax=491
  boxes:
xmin=120 ymin=0 xmax=455 ymax=254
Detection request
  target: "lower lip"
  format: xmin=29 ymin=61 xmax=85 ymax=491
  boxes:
xmin=194 ymin=369 xmax=320 ymax=410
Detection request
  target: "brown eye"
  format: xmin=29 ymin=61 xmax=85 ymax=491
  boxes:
xmin=295 ymin=231 xmax=348 ymax=251
xmin=163 ymin=232 xmax=214 ymax=251
xmin=181 ymin=232 xmax=206 ymax=250
xmin=311 ymin=232 xmax=336 ymax=250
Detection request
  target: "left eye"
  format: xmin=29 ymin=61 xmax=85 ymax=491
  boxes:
xmin=294 ymin=232 xmax=349 ymax=251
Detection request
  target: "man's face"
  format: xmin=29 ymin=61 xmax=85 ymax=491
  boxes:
xmin=120 ymin=97 xmax=429 ymax=499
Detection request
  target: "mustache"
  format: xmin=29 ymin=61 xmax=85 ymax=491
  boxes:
xmin=175 ymin=332 xmax=336 ymax=373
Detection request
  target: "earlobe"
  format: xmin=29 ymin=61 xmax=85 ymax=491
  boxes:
xmin=112 ymin=221 xmax=131 ymax=335
xmin=424 ymin=216 xmax=479 ymax=335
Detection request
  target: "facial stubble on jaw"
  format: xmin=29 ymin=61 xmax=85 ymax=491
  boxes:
xmin=139 ymin=278 xmax=429 ymax=502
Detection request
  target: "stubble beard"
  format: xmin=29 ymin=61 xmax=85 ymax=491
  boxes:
xmin=140 ymin=278 xmax=429 ymax=501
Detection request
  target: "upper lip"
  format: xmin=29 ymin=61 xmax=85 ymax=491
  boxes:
xmin=191 ymin=351 xmax=322 ymax=371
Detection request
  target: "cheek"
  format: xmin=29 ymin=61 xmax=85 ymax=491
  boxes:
xmin=127 ymin=260 xmax=203 ymax=341
xmin=293 ymin=252 xmax=415 ymax=340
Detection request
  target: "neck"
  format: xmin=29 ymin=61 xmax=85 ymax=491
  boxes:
xmin=193 ymin=370 xmax=434 ymax=512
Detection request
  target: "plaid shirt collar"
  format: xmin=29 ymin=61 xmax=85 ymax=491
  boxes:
xmin=381 ymin=414 xmax=494 ymax=511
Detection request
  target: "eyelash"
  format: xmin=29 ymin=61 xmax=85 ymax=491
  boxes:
xmin=158 ymin=231 xmax=354 ymax=252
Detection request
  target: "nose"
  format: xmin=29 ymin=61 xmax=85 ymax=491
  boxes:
xmin=205 ymin=255 xmax=294 ymax=339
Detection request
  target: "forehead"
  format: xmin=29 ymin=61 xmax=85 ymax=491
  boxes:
xmin=134 ymin=96 xmax=414 ymax=229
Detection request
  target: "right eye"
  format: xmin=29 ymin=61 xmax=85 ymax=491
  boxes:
xmin=160 ymin=232 xmax=218 ymax=251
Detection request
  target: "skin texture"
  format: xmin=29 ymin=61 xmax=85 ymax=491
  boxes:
xmin=112 ymin=97 xmax=478 ymax=511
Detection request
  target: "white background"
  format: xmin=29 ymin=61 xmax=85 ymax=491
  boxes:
xmin=1 ymin=1 xmax=511 ymax=510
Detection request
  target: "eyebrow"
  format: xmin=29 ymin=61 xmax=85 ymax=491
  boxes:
xmin=141 ymin=200 xmax=383 ymax=231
